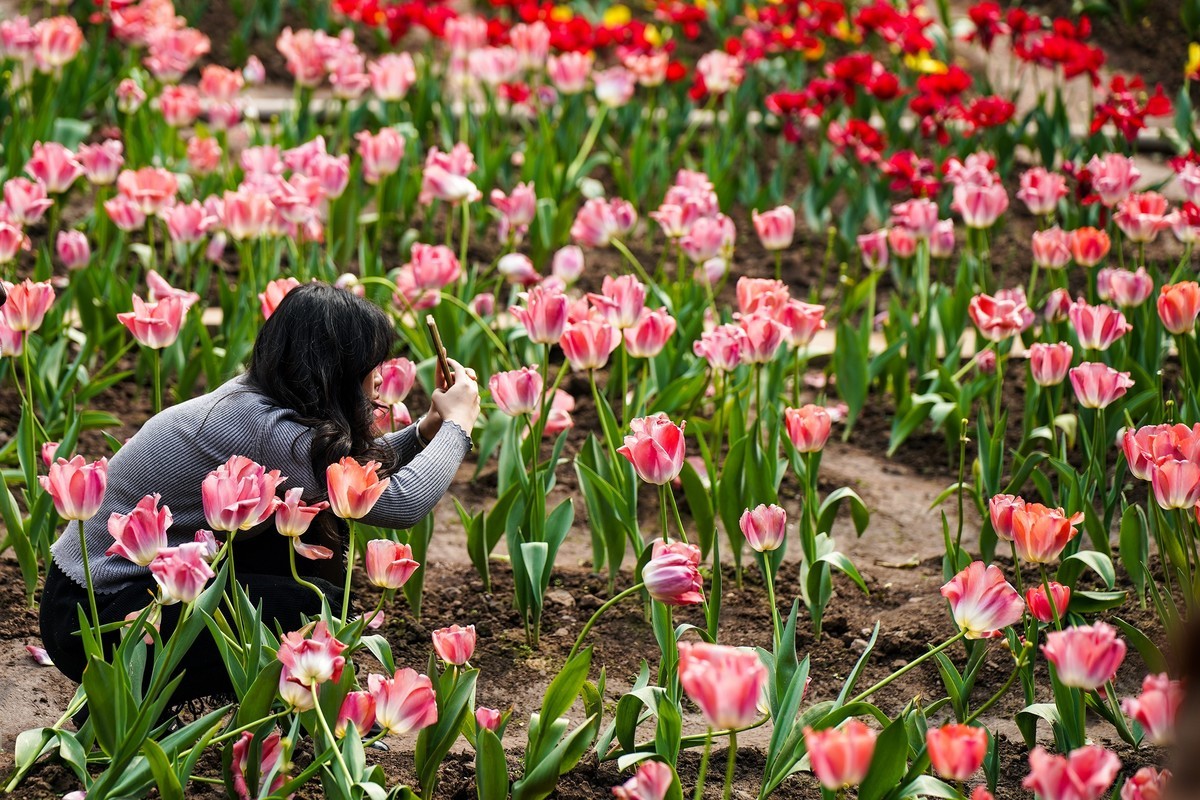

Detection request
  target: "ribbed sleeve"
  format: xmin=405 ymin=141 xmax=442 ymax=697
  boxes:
xmin=50 ymin=375 xmax=470 ymax=593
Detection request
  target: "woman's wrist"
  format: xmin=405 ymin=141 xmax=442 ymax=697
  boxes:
xmin=417 ymin=413 xmax=441 ymax=445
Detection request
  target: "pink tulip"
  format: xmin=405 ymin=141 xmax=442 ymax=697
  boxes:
xmin=926 ymin=724 xmax=988 ymax=781
xmin=163 ymin=201 xmax=217 ymax=244
xmin=740 ymin=504 xmax=787 ymax=552
xmin=547 ymin=51 xmax=592 ymax=94
xmin=1069 ymin=362 xmax=1134 ymax=409
xmin=1121 ymin=767 xmax=1171 ymax=800
xmin=56 ymin=230 xmax=90 ymax=270
xmin=696 ymin=50 xmax=743 ymax=94
xmin=891 ymin=198 xmax=939 ymax=239
xmin=3 ymin=177 xmax=53 ymax=224
xmin=0 ymin=279 xmax=54 ymax=332
xmin=489 ymin=367 xmax=543 ymax=416
xmin=1028 ymin=342 xmax=1073 ymax=387
xmin=1114 ymin=192 xmax=1169 ymax=243
xmin=1070 ymin=227 xmax=1111 ymax=268
xmin=954 ymin=181 xmax=1009 ymax=228
xmin=612 ymin=761 xmax=673 ymax=800
xmin=589 ymin=274 xmax=647 ymax=329
xmin=201 ymin=455 xmax=285 ymax=533
xmin=511 ymin=21 xmax=551 ymax=67
xmin=41 ymin=442 xmax=60 ymax=467
xmin=642 ymin=539 xmax=703 ymax=606
xmin=595 ymin=66 xmax=636 ymax=107
xmin=969 ymin=291 xmax=1033 ymax=341
xmin=618 ymin=413 xmax=686 ymax=485
xmin=275 ymin=487 xmax=328 ymax=538
xmin=377 ymin=357 xmax=416 ymax=405
xmin=988 ymin=494 xmax=1025 ymax=541
xmin=336 ymin=691 xmax=377 ymax=738
xmin=117 ymin=167 xmax=178 ymax=216
xmin=1100 ymin=267 xmax=1153 ymax=308
xmin=497 ymin=253 xmax=539 ymax=286
xmin=106 ymin=493 xmax=172 ymax=566
xmin=858 ymin=229 xmax=889 ymax=270
xmin=1088 ymin=153 xmax=1141 ymax=206
xmin=571 ymin=197 xmax=637 ymax=248
xmin=369 ymin=53 xmax=417 ymax=100
xmin=752 ymin=206 xmax=795 ymax=251
xmin=186 ymin=138 xmax=222 ymax=176
xmin=804 ymin=720 xmax=877 ymax=790
xmin=40 ymin=455 xmax=108 ymax=521
xmin=406 ymin=243 xmax=461 ymax=290
xmin=0 ymin=315 xmax=23 ymax=357
xmin=476 ymin=707 xmax=502 ymax=732
xmin=356 ymin=128 xmax=405 ymax=185
xmin=1043 ymin=288 xmax=1072 ymax=323
xmin=432 ymin=624 xmax=476 ymax=665
xmin=1024 ymin=746 xmax=1121 ymax=800
xmin=623 ymin=50 xmax=669 ymax=87
xmin=259 ymin=277 xmax=301 ymax=319
xmin=222 ymin=187 xmax=276 ymax=240
xmin=930 ymin=219 xmax=956 ymax=259
xmin=784 ymin=405 xmax=832 ymax=453
xmin=1167 ymin=204 xmax=1200 ymax=243
xmin=326 ymin=457 xmax=389 ymax=520
xmin=491 ymin=182 xmax=537 ymax=242
xmin=779 ymin=300 xmax=827 ymax=349
xmin=104 ymin=194 xmax=147 ymax=231
xmin=1150 ymin=458 xmax=1200 ymax=509
xmin=31 ymin=16 xmax=82 ymax=72
xmin=1122 ymin=424 xmax=1180 ymax=481
xmin=116 ymin=78 xmax=147 ymax=113
xmin=940 ymin=561 xmax=1024 ymax=639
xmin=680 ymin=215 xmax=735 ymax=264
xmin=26 ymin=142 xmax=83 ymax=194
xmin=117 ymin=294 xmax=185 ymax=350
xmin=1156 ymin=281 xmax=1200 ymax=335
xmin=1069 ymin=301 xmax=1131 ymax=351
xmin=624 ymin=308 xmax=676 ymax=358
xmin=678 ymin=642 xmax=766 ymax=729
xmin=532 ymin=389 xmax=575 ymax=438
xmin=368 ymin=669 xmax=438 ymax=735
xmin=1011 ymin=503 xmax=1083 ymax=564
xmin=738 ymin=313 xmax=785 ymax=363
xmin=1018 ymin=167 xmax=1069 ymax=216
xmin=693 ymin=324 xmax=745 ymax=372
xmin=511 ymin=285 xmax=569 ymax=344
xmin=373 ymin=402 xmax=412 ymax=432
xmin=560 ymin=317 xmax=621 ymax=371
xmin=1032 ymin=227 xmax=1072 ymax=269
xmin=144 ymin=27 xmax=210 ymax=82
xmin=0 ymin=220 xmax=29 ymax=264
xmin=364 ymin=539 xmax=419 ymax=589
xmin=552 ymin=246 xmax=585 ymax=285
xmin=1121 ymin=673 xmax=1183 ymax=745
xmin=231 ymin=729 xmax=287 ymax=800
xmin=1042 ymin=622 xmax=1127 ymax=690
xmin=278 ymin=620 xmax=347 ymax=688
xmin=1025 ymin=582 xmax=1071 ymax=623
xmin=158 ymin=84 xmax=203 ymax=127
xmin=149 ymin=542 xmax=215 ymax=604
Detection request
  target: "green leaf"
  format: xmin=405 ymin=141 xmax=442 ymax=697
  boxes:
xmin=1118 ymin=505 xmax=1147 ymax=603
xmin=533 ymin=647 xmax=593 ymax=756
xmin=1056 ymin=550 xmax=1115 ymax=590
xmin=1112 ymin=616 xmax=1167 ymax=673
xmin=141 ymin=739 xmax=184 ymax=800
xmin=858 ymin=715 xmax=910 ymax=800
xmin=476 ymin=728 xmax=510 ymax=800
xmin=815 ymin=487 xmax=870 ymax=539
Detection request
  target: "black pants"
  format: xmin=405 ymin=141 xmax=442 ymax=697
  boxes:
xmin=40 ymin=527 xmax=343 ymax=705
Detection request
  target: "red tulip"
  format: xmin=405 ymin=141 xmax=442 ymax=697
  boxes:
xmin=511 ymin=285 xmax=569 ymax=344
xmin=117 ymin=294 xmax=185 ymax=350
xmin=1032 ymin=227 xmax=1072 ymax=269
xmin=335 ymin=691 xmax=377 ymax=739
xmin=1024 ymin=582 xmax=1071 ymax=623
xmin=941 ymin=561 xmax=1024 ymax=639
xmin=804 ymin=720 xmax=877 ymax=790
xmin=642 ymin=539 xmax=702 ymax=606
xmin=1156 ymin=281 xmax=1200 ymax=335
xmin=1068 ymin=301 xmax=1131 ymax=351
xmin=368 ymin=669 xmax=438 ymax=735
xmin=987 ymin=493 xmax=1026 ymax=541
xmin=106 ymin=493 xmax=172 ymax=566
xmin=1029 ymin=342 xmax=1073 ymax=387
xmin=678 ymin=642 xmax=767 ymax=729
xmin=40 ymin=455 xmax=107 ymax=521
xmin=278 ymin=620 xmax=347 ymax=688
xmin=612 ymin=760 xmax=673 ymax=800
xmin=1069 ymin=362 xmax=1134 ymax=409
xmin=1010 ymin=502 xmax=1083 ymax=564
xmin=784 ymin=404 xmax=832 ymax=453
xmin=1042 ymin=622 xmax=1126 ymax=690
xmin=1069 ymin=227 xmax=1111 ymax=268
xmin=1121 ymin=673 xmax=1183 ymax=745
xmin=740 ymin=504 xmax=787 ymax=552
xmin=489 ymin=366 xmax=543 ymax=416
xmin=432 ymin=623 xmax=476 ymax=665
xmin=364 ymin=539 xmax=419 ymax=590
xmin=1 ymin=279 xmax=54 ymax=332
xmin=753 ymin=206 xmax=795 ymax=251
xmin=202 ymin=455 xmax=286 ymax=532
xmin=149 ymin=542 xmax=215 ymax=604
xmin=560 ymin=317 xmax=621 ymax=371
xmin=926 ymin=724 xmax=988 ymax=781
xmin=231 ymin=729 xmax=287 ymax=800
xmin=618 ymin=413 xmax=686 ymax=485
xmin=1023 ymin=746 xmax=1121 ymax=800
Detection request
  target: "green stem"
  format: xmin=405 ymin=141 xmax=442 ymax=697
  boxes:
xmin=667 ymin=489 xmax=690 ymax=546
xmin=567 ymin=582 xmax=644 ymax=662
xmin=77 ymin=520 xmax=101 ymax=634
xmin=964 ymin=642 xmax=1032 ymax=724
xmin=459 ymin=201 xmax=470 ymax=282
xmin=693 ymin=728 xmax=713 ymax=800
xmin=340 ymin=521 xmax=357 ymax=622
xmin=658 ymin=484 xmax=671 ymax=544
xmin=153 ymin=348 xmax=162 ymax=414
xmin=1039 ymin=565 xmax=1063 ymax=630
xmin=311 ymin=685 xmax=355 ymax=787
xmin=289 ymin=539 xmax=327 ymax=602
xmin=611 ymin=238 xmax=655 ymax=286
xmin=722 ymin=731 xmax=737 ymax=800
xmin=850 ymin=630 xmax=967 ymax=704
xmin=564 ymin=105 xmax=608 ymax=189
xmin=764 ymin=558 xmax=782 ymax=653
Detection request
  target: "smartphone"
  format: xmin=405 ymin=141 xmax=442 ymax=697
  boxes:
xmin=425 ymin=315 xmax=454 ymax=388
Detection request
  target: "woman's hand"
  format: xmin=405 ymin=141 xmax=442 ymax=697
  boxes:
xmin=428 ymin=359 xmax=480 ymax=435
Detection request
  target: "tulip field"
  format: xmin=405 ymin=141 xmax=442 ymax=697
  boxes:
xmin=3 ymin=0 xmax=1200 ymax=797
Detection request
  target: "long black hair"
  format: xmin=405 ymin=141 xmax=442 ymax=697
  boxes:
xmin=246 ymin=282 xmax=398 ymax=487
